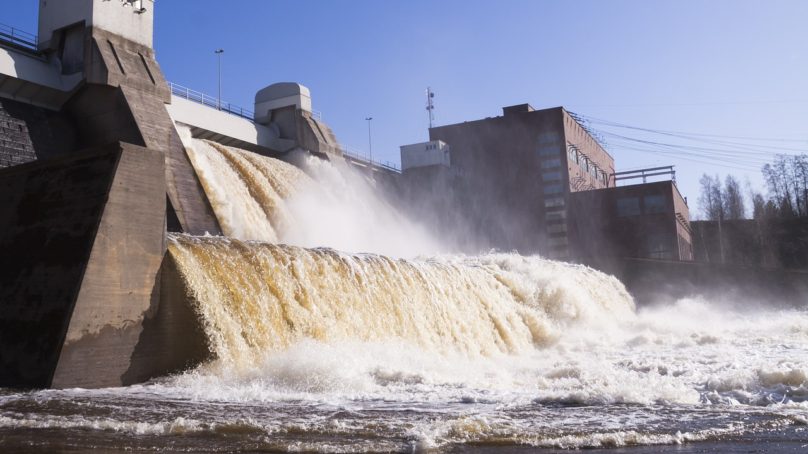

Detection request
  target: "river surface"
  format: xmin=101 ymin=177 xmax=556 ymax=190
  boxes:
xmin=2 ymin=296 xmax=806 ymax=452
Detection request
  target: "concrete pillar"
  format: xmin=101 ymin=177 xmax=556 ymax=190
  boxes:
xmin=38 ymin=0 xmax=154 ymax=51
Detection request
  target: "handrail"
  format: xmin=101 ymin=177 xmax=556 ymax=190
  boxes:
xmin=342 ymin=148 xmax=401 ymax=173
xmin=167 ymin=81 xmax=400 ymax=173
xmin=0 ymin=23 xmax=38 ymax=52
xmin=168 ymin=81 xmax=254 ymax=120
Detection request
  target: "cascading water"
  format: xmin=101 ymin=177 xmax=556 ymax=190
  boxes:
xmin=1 ymin=138 xmax=806 ymax=453
xmin=182 ymin=133 xmax=441 ymax=256
xmin=181 ymin=133 xmax=309 ymax=242
xmin=167 ymin=235 xmax=635 ymax=372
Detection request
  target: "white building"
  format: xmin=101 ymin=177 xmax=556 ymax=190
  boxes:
xmin=399 ymin=140 xmax=450 ymax=172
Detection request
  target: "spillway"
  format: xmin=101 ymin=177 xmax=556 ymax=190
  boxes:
xmin=182 ymin=136 xmax=309 ymax=242
xmin=181 ymin=134 xmax=441 ymax=256
xmin=168 ymin=234 xmax=635 ymax=372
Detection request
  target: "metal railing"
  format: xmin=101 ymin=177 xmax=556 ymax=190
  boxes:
xmin=0 ymin=23 xmax=38 ymax=52
xmin=168 ymin=81 xmax=254 ymax=120
xmin=168 ymin=81 xmax=329 ymax=125
xmin=342 ymin=148 xmax=401 ymax=173
xmin=613 ymin=165 xmax=675 ymax=185
xmin=167 ymin=81 xmax=399 ymax=172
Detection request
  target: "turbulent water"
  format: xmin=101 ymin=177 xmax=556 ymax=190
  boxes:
xmin=1 ymin=140 xmax=807 ymax=452
xmin=183 ymin=135 xmax=440 ymax=256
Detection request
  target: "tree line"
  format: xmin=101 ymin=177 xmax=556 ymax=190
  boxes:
xmin=694 ymin=153 xmax=808 ymax=269
xmin=699 ymin=153 xmax=808 ymax=221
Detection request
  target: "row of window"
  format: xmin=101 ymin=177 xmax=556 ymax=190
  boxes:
xmin=538 ymin=145 xmax=560 ymax=157
xmin=616 ymin=194 xmax=667 ymax=217
xmin=567 ymin=144 xmax=608 ymax=186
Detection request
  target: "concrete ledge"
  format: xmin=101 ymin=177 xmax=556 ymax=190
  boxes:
xmin=167 ymin=96 xmax=296 ymax=153
xmin=582 ymin=256 xmax=808 ymax=307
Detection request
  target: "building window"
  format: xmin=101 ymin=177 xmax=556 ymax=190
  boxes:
xmin=548 ymin=236 xmax=568 ymax=247
xmin=544 ymin=197 xmax=565 ymax=208
xmin=539 ymin=146 xmax=559 ymax=156
xmin=541 ymin=158 xmax=561 ymax=169
xmin=646 ymin=234 xmax=671 ymax=260
xmin=544 ymin=184 xmax=563 ymax=194
xmin=644 ymin=194 xmax=666 ymax=214
xmin=617 ymin=197 xmax=641 ymax=217
xmin=539 ymin=132 xmax=560 ymax=145
xmin=567 ymin=144 xmax=578 ymax=163
xmin=542 ymin=170 xmax=562 ymax=182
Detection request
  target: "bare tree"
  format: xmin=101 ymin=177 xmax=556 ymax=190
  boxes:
xmin=698 ymin=174 xmax=724 ymax=220
xmin=762 ymin=154 xmax=808 ymax=218
xmin=722 ymin=175 xmax=745 ymax=220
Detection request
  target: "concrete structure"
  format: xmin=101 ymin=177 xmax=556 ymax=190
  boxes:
xmin=165 ymin=95 xmax=296 ymax=154
xmin=692 ymin=217 xmax=808 ymax=269
xmin=0 ymin=143 xmax=204 ymax=388
xmin=0 ymin=0 xmax=219 ymax=388
xmin=400 ymin=140 xmax=450 ymax=171
xmin=254 ymin=82 xmax=312 ymax=122
xmin=403 ymin=103 xmax=691 ymax=261
xmin=569 ymin=181 xmax=693 ymax=261
xmin=38 ymin=0 xmax=155 ymax=49
xmin=253 ymin=82 xmax=342 ymax=157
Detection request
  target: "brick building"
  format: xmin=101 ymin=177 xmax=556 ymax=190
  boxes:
xmin=401 ymin=103 xmax=693 ymax=261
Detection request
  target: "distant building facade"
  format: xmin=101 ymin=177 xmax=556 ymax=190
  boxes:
xmin=401 ymin=103 xmax=693 ymax=261
xmin=400 ymin=140 xmax=450 ymax=172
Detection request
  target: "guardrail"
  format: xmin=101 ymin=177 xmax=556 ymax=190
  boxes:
xmin=168 ymin=81 xmax=399 ymax=172
xmin=168 ymin=81 xmax=254 ymax=120
xmin=168 ymin=81 xmax=329 ymax=124
xmin=342 ymin=148 xmax=401 ymax=173
xmin=0 ymin=23 xmax=38 ymax=52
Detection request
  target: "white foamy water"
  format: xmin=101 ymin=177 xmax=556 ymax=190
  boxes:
xmin=2 ymin=297 xmax=806 ymax=451
xmin=181 ymin=133 xmax=440 ymax=257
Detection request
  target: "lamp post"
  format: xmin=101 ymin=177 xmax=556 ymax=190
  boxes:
xmin=215 ymin=49 xmax=224 ymax=110
xmin=365 ymin=116 xmax=373 ymax=165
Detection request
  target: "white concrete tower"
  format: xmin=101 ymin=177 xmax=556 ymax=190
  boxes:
xmin=38 ymin=0 xmax=155 ymax=51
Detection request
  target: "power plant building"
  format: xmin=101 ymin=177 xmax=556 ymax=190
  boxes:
xmin=402 ymin=103 xmax=693 ymax=261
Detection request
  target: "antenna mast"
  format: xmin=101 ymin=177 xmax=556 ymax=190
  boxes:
xmin=425 ymin=87 xmax=435 ymax=129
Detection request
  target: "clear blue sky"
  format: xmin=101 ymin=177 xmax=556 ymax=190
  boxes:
xmin=3 ymin=1 xmax=807 ymax=215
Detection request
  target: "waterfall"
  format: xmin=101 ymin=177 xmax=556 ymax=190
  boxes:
xmin=168 ymin=234 xmax=635 ymax=372
xmin=181 ymin=135 xmax=441 ymax=257
xmin=183 ymin=137 xmax=309 ymax=242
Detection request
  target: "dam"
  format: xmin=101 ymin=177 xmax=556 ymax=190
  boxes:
xmin=0 ymin=0 xmax=408 ymax=388
xmin=0 ymin=2 xmax=807 ymax=452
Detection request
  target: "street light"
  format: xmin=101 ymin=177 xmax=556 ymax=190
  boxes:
xmin=365 ymin=116 xmax=373 ymax=165
xmin=215 ymin=49 xmax=224 ymax=110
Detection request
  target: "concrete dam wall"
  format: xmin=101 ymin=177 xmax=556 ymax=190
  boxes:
xmin=0 ymin=143 xmax=203 ymax=387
